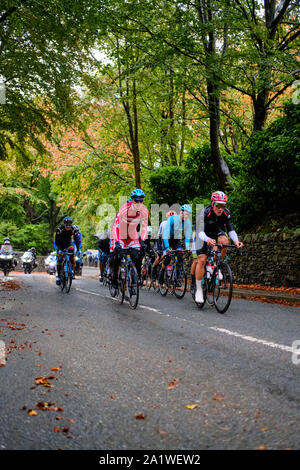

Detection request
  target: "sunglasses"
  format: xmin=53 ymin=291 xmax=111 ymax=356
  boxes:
xmin=132 ymin=198 xmax=144 ymax=203
xmin=215 ymin=204 xmax=226 ymax=209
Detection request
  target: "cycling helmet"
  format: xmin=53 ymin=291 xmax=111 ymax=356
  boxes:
xmin=4 ymin=239 xmax=10 ymax=245
xmin=73 ymin=225 xmax=80 ymax=231
xmin=181 ymin=204 xmax=192 ymax=213
xmin=130 ymin=188 xmax=145 ymax=200
xmin=63 ymin=216 xmax=73 ymax=224
xmin=211 ymin=191 xmax=227 ymax=205
xmin=166 ymin=210 xmax=177 ymax=218
xmin=30 ymin=247 xmax=36 ymax=252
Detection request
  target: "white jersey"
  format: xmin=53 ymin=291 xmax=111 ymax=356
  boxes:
xmin=157 ymin=220 xmax=167 ymax=236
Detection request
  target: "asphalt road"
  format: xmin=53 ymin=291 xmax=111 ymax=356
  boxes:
xmin=0 ymin=269 xmax=299 ymax=451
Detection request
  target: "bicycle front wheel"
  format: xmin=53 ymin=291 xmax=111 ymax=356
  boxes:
xmin=173 ymin=264 xmax=187 ymax=299
xmin=126 ymin=264 xmax=139 ymax=309
xmin=159 ymin=269 xmax=169 ymax=296
xmin=65 ymin=260 xmax=72 ymax=293
xmin=213 ymin=262 xmax=233 ymax=314
xmin=117 ymin=270 xmax=125 ymax=304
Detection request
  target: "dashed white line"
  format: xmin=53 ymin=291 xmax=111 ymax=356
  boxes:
xmin=75 ymin=287 xmax=294 ymax=355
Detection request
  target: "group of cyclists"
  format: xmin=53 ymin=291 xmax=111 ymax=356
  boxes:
xmin=1 ymin=188 xmax=243 ymax=304
xmin=95 ymin=188 xmax=243 ymax=304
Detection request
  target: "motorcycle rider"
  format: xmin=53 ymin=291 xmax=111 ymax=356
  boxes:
xmin=29 ymin=247 xmax=38 ymax=268
xmin=0 ymin=238 xmax=18 ymax=266
xmin=54 ymin=216 xmax=81 ymax=286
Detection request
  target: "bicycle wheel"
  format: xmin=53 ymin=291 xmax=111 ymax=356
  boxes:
xmin=159 ymin=269 xmax=169 ymax=296
xmin=126 ymin=264 xmax=139 ymax=309
xmin=65 ymin=260 xmax=72 ymax=293
xmin=173 ymin=264 xmax=187 ymax=299
xmin=117 ymin=269 xmax=125 ymax=304
xmin=152 ymin=265 xmax=160 ymax=293
xmin=60 ymin=260 xmax=66 ymax=292
xmin=145 ymin=263 xmax=152 ymax=291
xmin=213 ymin=262 xmax=233 ymax=314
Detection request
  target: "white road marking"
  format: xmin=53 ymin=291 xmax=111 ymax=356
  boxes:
xmin=75 ymin=287 xmax=294 ymax=355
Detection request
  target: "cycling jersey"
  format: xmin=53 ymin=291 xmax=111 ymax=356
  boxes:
xmin=198 ymin=205 xmax=238 ymax=243
xmin=54 ymin=225 xmax=81 ymax=252
xmin=112 ymin=201 xmax=149 ymax=248
xmin=162 ymin=214 xmax=191 ymax=251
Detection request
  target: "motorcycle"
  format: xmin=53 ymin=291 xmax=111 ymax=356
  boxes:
xmin=21 ymin=251 xmax=36 ymax=274
xmin=0 ymin=246 xmax=16 ymax=277
xmin=45 ymin=253 xmax=57 ymax=275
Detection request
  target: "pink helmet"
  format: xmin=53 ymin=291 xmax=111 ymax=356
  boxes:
xmin=211 ymin=191 xmax=227 ymax=205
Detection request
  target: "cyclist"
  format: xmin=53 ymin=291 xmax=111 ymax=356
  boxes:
xmin=194 ymin=191 xmax=243 ymax=303
xmin=111 ymin=189 xmax=148 ymax=288
xmin=152 ymin=210 xmax=177 ymax=280
xmin=54 ymin=216 xmax=81 ymax=286
xmin=97 ymin=229 xmax=111 ymax=282
xmin=158 ymin=205 xmax=192 ymax=285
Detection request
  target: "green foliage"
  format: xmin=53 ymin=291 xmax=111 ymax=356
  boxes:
xmin=228 ymin=102 xmax=300 ymax=230
xmin=0 ymin=222 xmax=50 ymax=254
xmin=148 ymin=166 xmax=189 ymax=206
xmin=184 ymin=144 xmax=219 ymax=198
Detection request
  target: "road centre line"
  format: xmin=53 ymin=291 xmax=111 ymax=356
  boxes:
xmin=75 ymin=287 xmax=294 ymax=355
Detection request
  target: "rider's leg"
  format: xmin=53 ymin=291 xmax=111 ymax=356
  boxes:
xmin=195 ymin=252 xmax=207 ymax=303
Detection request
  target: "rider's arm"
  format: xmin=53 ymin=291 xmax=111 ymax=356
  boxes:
xmin=139 ymin=207 xmax=149 ymax=242
xmin=162 ymin=218 xmax=171 ymax=251
xmin=184 ymin=219 xmax=192 ymax=250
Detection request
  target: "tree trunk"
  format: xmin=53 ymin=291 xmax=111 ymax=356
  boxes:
xmin=207 ymin=81 xmax=232 ymax=190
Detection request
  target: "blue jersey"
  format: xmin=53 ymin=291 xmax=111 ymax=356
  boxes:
xmin=162 ymin=215 xmax=191 ymax=251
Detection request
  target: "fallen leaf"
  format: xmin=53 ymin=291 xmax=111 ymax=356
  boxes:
xmin=156 ymin=429 xmax=167 ymax=434
xmin=135 ymin=413 xmax=147 ymax=419
xmin=51 ymin=367 xmax=60 ymax=371
xmin=53 ymin=426 xmax=60 ymax=433
xmin=185 ymin=404 xmax=199 ymax=410
xmin=28 ymin=410 xmax=38 ymax=416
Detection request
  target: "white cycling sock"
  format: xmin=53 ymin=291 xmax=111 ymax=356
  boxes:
xmin=195 ymin=280 xmax=204 ymax=303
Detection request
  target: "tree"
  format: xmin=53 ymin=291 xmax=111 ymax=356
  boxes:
xmin=225 ymin=0 xmax=300 ymax=132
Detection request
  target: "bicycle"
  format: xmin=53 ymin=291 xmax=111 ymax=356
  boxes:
xmin=159 ymin=250 xmax=187 ymax=299
xmin=60 ymin=249 xmax=73 ymax=294
xmin=140 ymin=252 xmax=153 ymax=291
xmin=116 ymin=251 xmax=139 ymax=309
xmin=193 ymin=244 xmax=238 ymax=313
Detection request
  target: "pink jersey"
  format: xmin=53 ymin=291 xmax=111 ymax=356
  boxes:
xmin=113 ymin=202 xmax=149 ymax=244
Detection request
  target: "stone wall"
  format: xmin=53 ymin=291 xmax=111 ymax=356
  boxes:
xmin=184 ymin=231 xmax=300 ymax=288
xmin=228 ymin=231 xmax=300 ymax=287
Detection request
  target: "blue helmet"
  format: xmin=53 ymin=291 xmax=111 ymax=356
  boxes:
xmin=130 ymin=188 xmax=145 ymax=200
xmin=181 ymin=204 xmax=192 ymax=213
xmin=63 ymin=216 xmax=73 ymax=224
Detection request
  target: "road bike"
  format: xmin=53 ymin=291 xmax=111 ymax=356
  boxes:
xmin=159 ymin=250 xmax=187 ymax=299
xmin=193 ymin=244 xmax=239 ymax=313
xmin=60 ymin=250 xmax=73 ymax=294
xmin=116 ymin=252 xmax=139 ymax=309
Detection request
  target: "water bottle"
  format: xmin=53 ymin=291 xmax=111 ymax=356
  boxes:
xmin=206 ymin=263 xmax=213 ymax=278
